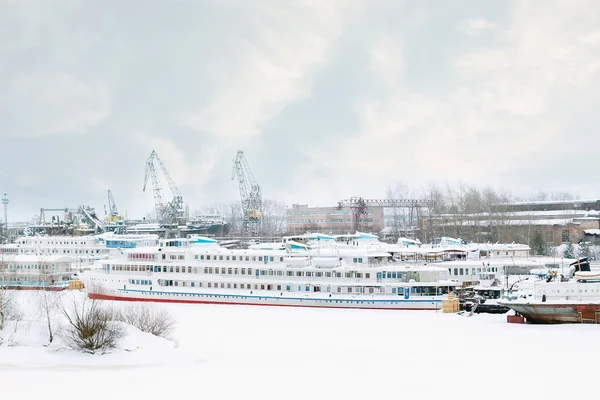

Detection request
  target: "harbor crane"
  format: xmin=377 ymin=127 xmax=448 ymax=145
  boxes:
xmin=143 ymin=150 xmax=186 ymax=226
xmin=107 ymin=190 xmax=118 ymax=216
xmin=231 ymin=150 xmax=262 ymax=235
xmin=104 ymin=190 xmax=123 ymax=224
xmin=337 ymin=197 xmax=431 ymax=232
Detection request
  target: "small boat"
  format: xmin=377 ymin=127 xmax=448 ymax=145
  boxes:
xmin=499 ymin=258 xmax=600 ymax=323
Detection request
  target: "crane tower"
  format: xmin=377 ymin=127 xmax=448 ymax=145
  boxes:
xmin=231 ymin=150 xmax=262 ymax=235
xmin=107 ymin=190 xmax=118 ymax=216
xmin=143 ymin=150 xmax=186 ymax=226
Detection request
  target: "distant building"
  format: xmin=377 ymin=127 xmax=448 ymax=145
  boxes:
xmin=422 ymin=199 xmax=600 ymax=246
xmin=285 ymin=204 xmax=384 ymax=234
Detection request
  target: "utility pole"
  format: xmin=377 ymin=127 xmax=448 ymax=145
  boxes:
xmin=2 ymin=194 xmax=8 ymax=242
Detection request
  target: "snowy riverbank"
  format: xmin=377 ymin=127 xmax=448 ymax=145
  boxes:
xmin=2 ymin=291 xmax=599 ymax=399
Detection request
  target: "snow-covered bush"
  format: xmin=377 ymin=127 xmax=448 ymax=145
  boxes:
xmin=61 ymin=298 xmax=124 ymax=353
xmin=116 ymin=304 xmax=175 ymax=339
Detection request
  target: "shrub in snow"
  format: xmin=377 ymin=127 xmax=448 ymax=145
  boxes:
xmin=61 ymin=298 xmax=124 ymax=353
xmin=0 ymin=289 xmax=22 ymax=331
xmin=117 ymin=304 xmax=175 ymax=339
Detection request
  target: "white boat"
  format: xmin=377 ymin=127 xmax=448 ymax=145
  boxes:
xmin=81 ymin=236 xmax=458 ymax=310
xmin=500 ymin=258 xmax=600 ymax=323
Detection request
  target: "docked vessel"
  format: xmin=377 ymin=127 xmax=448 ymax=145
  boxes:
xmin=81 ymin=236 xmax=458 ymax=310
xmin=0 ymin=233 xmax=158 ymax=289
xmin=500 ymin=258 xmax=600 ymax=323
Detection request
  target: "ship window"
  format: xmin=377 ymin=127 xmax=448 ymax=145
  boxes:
xmin=280 ymin=257 xmax=283 ymax=262
xmin=270 ymin=257 xmax=274 ymax=262
xmin=337 ymin=287 xmax=341 ymax=293
xmin=232 ymin=256 xmax=237 ymax=261
xmin=259 ymin=256 xmax=263 ymax=262
xmin=286 ymin=285 xmax=291 ymax=291
xmin=170 ymin=267 xmax=174 ymax=273
xmin=296 ymin=271 xmax=302 ymax=277
xmin=316 ymin=272 xmax=323 ymax=277
xmin=358 ymin=258 xmax=363 ymax=263
xmin=241 ymin=268 xmax=245 ymax=275
xmin=219 ymin=256 xmax=223 ymax=261
xmin=176 ymin=267 xmax=180 ymax=273
xmin=248 ymin=268 xmax=252 ymax=275
xmin=306 ymin=272 xmax=312 ymax=277
xmin=234 ymin=268 xmax=239 ymax=274
xmin=335 ymin=273 xmax=342 ymax=278
xmin=252 ymin=256 xmax=256 ymax=262
xmin=188 ymin=267 xmax=192 ymax=273
xmin=245 ymin=256 xmax=249 ymax=261
xmin=365 ymin=273 xmax=370 ymax=279
xmin=459 ymin=268 xmax=464 ymax=275
xmin=221 ymin=283 xmax=225 ymax=288
xmin=227 ymin=283 xmax=231 ymax=288
xmin=191 ymin=282 xmax=195 ymax=287
xmin=221 ymin=268 xmax=226 ymax=274
xmin=228 ymin=268 xmax=233 ymax=274
xmin=261 ymin=285 xmax=265 ymax=290
xmin=208 ymin=283 xmax=212 ymax=288
xmin=207 ymin=255 xmax=211 ymax=260
xmin=226 ymin=256 xmax=230 ymax=261
xmin=345 ymin=273 xmax=352 ymax=278
xmin=268 ymin=270 xmax=274 ymax=276
xmin=163 ymin=266 xmax=167 ymax=272
xmin=326 ymin=272 xmax=332 ymax=277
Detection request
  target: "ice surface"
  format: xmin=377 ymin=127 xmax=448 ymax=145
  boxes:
xmin=1 ymin=291 xmax=598 ymax=399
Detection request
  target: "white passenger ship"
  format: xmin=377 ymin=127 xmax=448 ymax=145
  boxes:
xmin=82 ymin=236 xmax=458 ymax=310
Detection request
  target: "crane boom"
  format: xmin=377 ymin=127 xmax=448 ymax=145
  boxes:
xmin=232 ymin=150 xmax=262 ymax=235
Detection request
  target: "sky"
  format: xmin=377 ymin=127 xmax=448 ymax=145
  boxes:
xmin=2 ymin=0 xmax=600 ymax=222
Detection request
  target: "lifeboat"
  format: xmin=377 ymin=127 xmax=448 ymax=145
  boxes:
xmin=284 ymin=257 xmax=310 ymax=267
xmin=311 ymin=257 xmax=340 ymax=268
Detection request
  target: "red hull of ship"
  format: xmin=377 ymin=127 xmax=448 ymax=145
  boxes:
xmin=87 ymin=292 xmax=440 ymax=311
xmin=504 ymin=303 xmax=600 ymax=324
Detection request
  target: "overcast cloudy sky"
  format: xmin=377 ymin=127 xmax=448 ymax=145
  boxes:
xmin=2 ymin=0 xmax=600 ymax=221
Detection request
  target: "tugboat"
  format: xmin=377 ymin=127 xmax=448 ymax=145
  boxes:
xmin=499 ymin=258 xmax=600 ymax=323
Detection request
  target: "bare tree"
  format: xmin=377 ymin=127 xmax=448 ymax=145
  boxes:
xmin=37 ymin=263 xmax=64 ymax=344
xmin=61 ymin=296 xmax=124 ymax=353
xmin=261 ymin=199 xmax=286 ymax=237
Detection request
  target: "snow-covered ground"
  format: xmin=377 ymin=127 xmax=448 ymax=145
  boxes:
xmin=1 ymin=291 xmax=599 ymax=399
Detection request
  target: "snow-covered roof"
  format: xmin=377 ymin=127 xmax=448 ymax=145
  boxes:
xmin=503 ymin=199 xmax=600 ymax=206
xmin=1 ymin=255 xmax=75 ymax=263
